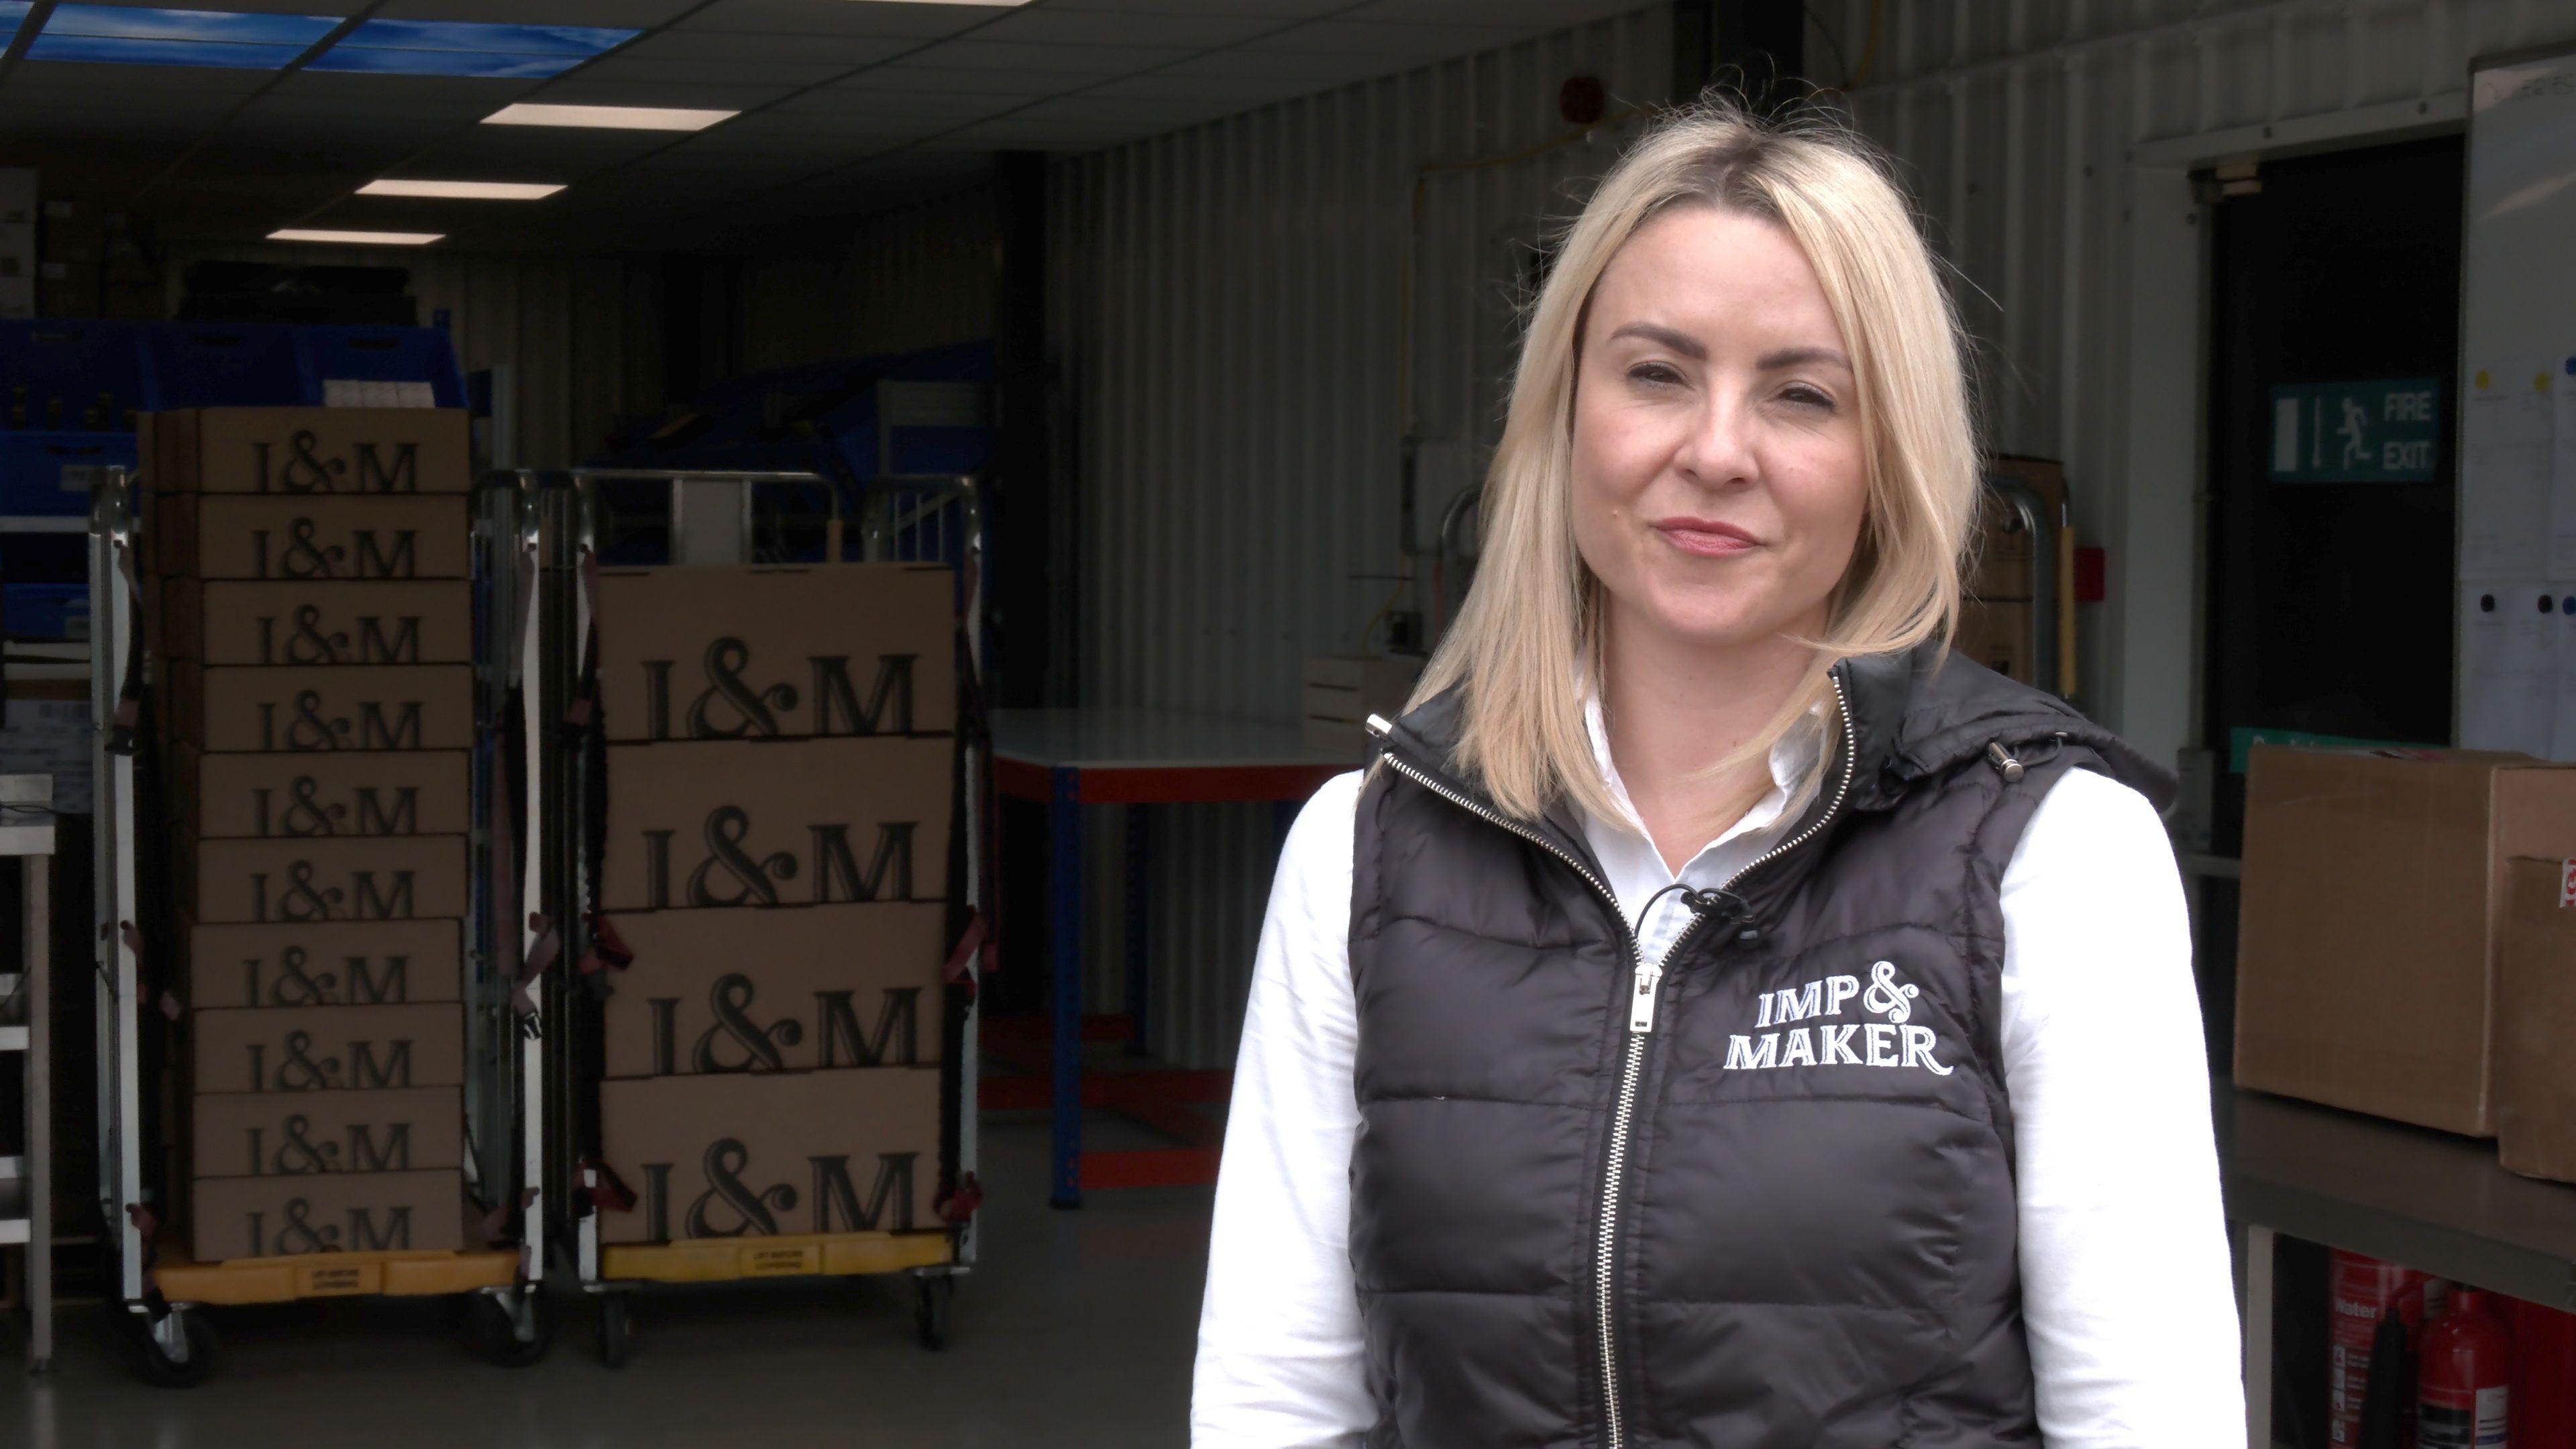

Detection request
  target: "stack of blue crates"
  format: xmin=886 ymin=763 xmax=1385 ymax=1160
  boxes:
xmin=0 ymin=319 xmax=464 ymax=640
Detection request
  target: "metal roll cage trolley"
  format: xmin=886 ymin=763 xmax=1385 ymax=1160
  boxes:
xmin=88 ymin=466 xmax=551 ymax=1385
xmin=532 ymin=467 xmax=987 ymax=1367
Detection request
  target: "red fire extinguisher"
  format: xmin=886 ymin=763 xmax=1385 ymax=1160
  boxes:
xmin=2334 ymin=1249 xmax=2449 ymax=1447
xmin=2420 ymin=1288 xmax=2514 ymax=1448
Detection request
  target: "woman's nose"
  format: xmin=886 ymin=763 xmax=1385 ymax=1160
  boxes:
xmin=1672 ymin=396 xmax=1759 ymax=489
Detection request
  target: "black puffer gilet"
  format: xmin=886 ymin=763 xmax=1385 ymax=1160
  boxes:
xmin=1347 ymin=645 xmax=2174 ymax=1448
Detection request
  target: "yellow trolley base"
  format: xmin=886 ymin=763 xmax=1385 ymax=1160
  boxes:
xmin=602 ymin=1228 xmax=953 ymax=1285
xmin=154 ymin=1240 xmax=521 ymax=1306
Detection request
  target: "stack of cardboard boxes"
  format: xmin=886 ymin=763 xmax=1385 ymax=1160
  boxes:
xmin=1957 ymin=455 xmax=2066 ymax=687
xmin=144 ymin=407 xmax=478 ymax=1261
xmin=2235 ymin=745 xmax=2576 ymax=1181
xmin=588 ymin=564 xmax=957 ymax=1246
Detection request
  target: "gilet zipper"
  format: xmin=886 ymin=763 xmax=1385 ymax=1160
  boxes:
xmin=1364 ymin=670 xmax=1858 ymax=1449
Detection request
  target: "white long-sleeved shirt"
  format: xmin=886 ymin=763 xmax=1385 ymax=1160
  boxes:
xmin=1192 ymin=706 xmax=2244 ymax=1446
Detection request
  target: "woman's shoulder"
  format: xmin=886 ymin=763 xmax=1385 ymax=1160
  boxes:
xmin=2009 ymin=763 xmax=2177 ymax=887
xmin=1282 ymin=769 xmax=1368 ymax=875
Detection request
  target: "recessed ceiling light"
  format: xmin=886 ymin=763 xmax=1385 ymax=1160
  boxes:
xmin=359 ymin=180 xmax=564 ymax=201
xmin=269 ymin=229 xmax=445 ymax=246
xmin=483 ymin=102 xmax=734 ymax=132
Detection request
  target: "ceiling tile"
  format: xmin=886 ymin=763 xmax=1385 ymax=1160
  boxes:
xmin=263 ymin=68 xmax=544 ymax=108
xmin=4 ymin=57 xmax=276 ymax=93
xmin=1083 ymin=70 xmax=1316 ymax=104
xmin=1253 ymin=19 xmax=1521 ymax=57
xmin=616 ymin=30 xmax=916 ymax=66
xmin=676 ymin=1 xmax=1018 ymax=39
xmin=1045 ymin=0 xmax=1349 ymax=14
xmin=781 ymin=87 xmax=1020 ymax=123
xmin=969 ymin=7 xmax=1283 ymax=48
xmin=1160 ymin=48 xmax=1393 ymax=85
xmin=895 ymin=37 xmax=1197 ymax=74
xmin=574 ymin=54 xmax=855 ymax=87
xmin=1348 ymin=0 xmax=1647 ymax=25
xmin=837 ymin=62 xmax=1085 ymax=98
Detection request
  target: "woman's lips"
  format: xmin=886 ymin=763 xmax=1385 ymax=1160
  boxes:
xmin=1653 ymin=519 xmax=1760 ymax=557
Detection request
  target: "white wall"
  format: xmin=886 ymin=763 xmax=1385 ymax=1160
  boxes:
xmin=1819 ymin=0 xmax=2576 ymax=771
xmin=1046 ymin=5 xmax=1675 ymax=1066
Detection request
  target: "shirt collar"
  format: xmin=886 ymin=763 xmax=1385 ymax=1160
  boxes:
xmin=1578 ymin=690 xmax=1823 ymax=871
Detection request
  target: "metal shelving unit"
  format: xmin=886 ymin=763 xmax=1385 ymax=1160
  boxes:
xmin=0 ymin=773 xmax=54 ymax=1373
xmin=2225 ymin=1083 xmax=2576 ymax=1448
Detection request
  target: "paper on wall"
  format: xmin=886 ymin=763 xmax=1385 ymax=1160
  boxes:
xmin=2461 ymin=581 xmax=2559 ymax=757
xmin=2555 ymin=361 xmax=2576 ymax=575
xmin=2465 ymin=373 xmax=2553 ymax=579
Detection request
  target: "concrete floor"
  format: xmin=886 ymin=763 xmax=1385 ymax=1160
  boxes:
xmin=4 ymin=1109 xmax=1213 ymax=1448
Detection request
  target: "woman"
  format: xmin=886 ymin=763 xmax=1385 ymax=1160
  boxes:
xmin=1193 ymin=99 xmax=2241 ymax=1447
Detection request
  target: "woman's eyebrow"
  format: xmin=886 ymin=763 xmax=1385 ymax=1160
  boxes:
xmin=1605 ymin=321 xmax=1706 ymax=359
xmin=1757 ymin=345 xmax=1853 ymax=372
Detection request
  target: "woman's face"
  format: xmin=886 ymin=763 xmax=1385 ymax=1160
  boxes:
xmin=1569 ymin=203 xmax=1870 ymax=657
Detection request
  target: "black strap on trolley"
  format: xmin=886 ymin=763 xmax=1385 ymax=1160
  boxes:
xmin=106 ymin=534 xmax=149 ymax=756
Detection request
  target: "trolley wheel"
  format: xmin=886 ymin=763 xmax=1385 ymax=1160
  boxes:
xmin=129 ymin=1306 xmax=218 ymax=1389
xmin=913 ymin=1273 xmax=953 ymax=1352
xmin=596 ymin=1292 xmax=633 ymax=1370
xmin=466 ymin=1287 xmax=555 ymax=1368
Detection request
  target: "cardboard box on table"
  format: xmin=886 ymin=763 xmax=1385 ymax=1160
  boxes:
xmin=599 ymin=903 xmax=949 ymax=1079
xmin=2498 ymin=858 xmax=2576 ymax=1181
xmin=172 ymin=830 xmax=468 ymax=924
xmin=151 ymin=407 xmax=472 ymax=495
xmin=152 ymin=494 xmax=470 ymax=580
xmin=172 ymin=743 xmax=469 ymax=838
xmin=156 ymin=578 xmax=470 ymax=666
xmin=180 ymin=918 xmax=462 ymax=1009
xmin=598 ymin=736 xmax=951 ymax=912
xmin=1951 ymin=602 xmax=2033 ymax=684
xmin=164 ymin=662 xmax=474 ymax=754
xmin=2235 ymin=747 xmax=2576 ymax=1136
xmin=595 ymin=1067 xmax=943 ymax=1244
xmin=592 ymin=564 xmax=956 ymax=742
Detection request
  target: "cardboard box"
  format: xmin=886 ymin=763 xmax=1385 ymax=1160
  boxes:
xmin=182 ymin=918 xmax=463 ymax=1008
xmin=193 ymin=1004 xmax=464 ymax=1094
xmin=167 ymin=663 xmax=474 ymax=753
xmin=1951 ymin=602 xmax=2033 ymax=684
xmin=191 ymin=1169 xmax=466 ymax=1261
xmin=193 ymin=1087 xmax=462 ymax=1178
xmin=600 ymin=737 xmax=951 ymax=912
xmin=1968 ymin=515 xmax=2034 ymax=602
xmin=157 ymin=408 xmax=472 ymax=495
xmin=153 ymin=494 xmax=470 ymax=580
xmin=157 ymin=578 xmax=470 ymax=665
xmin=1301 ymin=654 xmax=1421 ymax=757
xmin=173 ymin=832 xmax=468 ymax=924
xmin=172 ymin=746 xmax=469 ymax=838
xmin=596 ymin=1068 xmax=942 ymax=1244
xmin=594 ymin=564 xmax=956 ymax=742
xmin=2499 ymin=858 xmax=2576 ymax=1181
xmin=2235 ymin=747 xmax=2576 ymax=1135
xmin=601 ymin=903 xmax=948 ymax=1078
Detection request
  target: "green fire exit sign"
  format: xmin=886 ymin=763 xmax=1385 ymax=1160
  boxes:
xmin=2269 ymin=378 xmax=2440 ymax=482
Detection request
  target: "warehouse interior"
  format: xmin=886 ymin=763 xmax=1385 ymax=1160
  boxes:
xmin=5 ymin=0 xmax=2576 ymax=1444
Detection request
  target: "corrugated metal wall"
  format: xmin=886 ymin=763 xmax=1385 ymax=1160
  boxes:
xmin=1047 ymin=7 xmax=1676 ymax=1067
xmin=1817 ymin=0 xmax=2576 ymax=752
xmin=741 ymin=187 xmax=1000 ymax=370
xmin=168 ymin=242 xmax=665 ymax=469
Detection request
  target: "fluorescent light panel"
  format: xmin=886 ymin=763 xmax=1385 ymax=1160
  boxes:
xmin=269 ymin=228 xmax=443 ymax=246
xmin=360 ymin=180 xmax=564 ymax=201
xmin=483 ymin=102 xmax=734 ymax=131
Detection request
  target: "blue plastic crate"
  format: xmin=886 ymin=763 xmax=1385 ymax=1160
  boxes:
xmin=0 ymin=319 xmax=152 ymax=429
xmin=145 ymin=323 xmax=310 ymax=409
xmin=0 ymin=431 xmax=134 ymax=517
xmin=3 ymin=582 xmax=89 ymax=640
xmin=301 ymin=325 xmax=465 ymax=407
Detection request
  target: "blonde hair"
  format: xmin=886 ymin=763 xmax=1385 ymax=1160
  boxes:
xmin=1411 ymin=95 xmax=1981 ymax=824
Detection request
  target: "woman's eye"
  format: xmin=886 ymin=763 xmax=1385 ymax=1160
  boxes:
xmin=1781 ymin=385 xmax=1837 ymax=411
xmin=1627 ymin=363 xmax=1683 ymax=387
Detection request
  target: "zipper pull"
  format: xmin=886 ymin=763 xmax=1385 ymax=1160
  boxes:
xmin=1364 ymin=714 xmax=1393 ymax=739
xmin=1629 ymin=961 xmax=1666 ymax=1034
